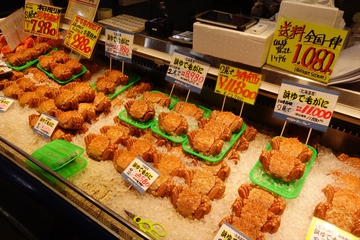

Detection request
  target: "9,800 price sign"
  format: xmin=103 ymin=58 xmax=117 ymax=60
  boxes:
xmin=24 ymin=2 xmax=62 ymax=39
xmin=267 ymin=17 xmax=348 ymax=84
xmin=64 ymin=15 xmax=102 ymax=58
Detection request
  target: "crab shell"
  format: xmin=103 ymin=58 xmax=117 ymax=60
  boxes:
xmin=16 ymin=77 xmax=36 ymax=92
xmin=55 ymin=90 xmax=79 ymax=110
xmin=171 ymin=185 xmax=211 ymax=220
xmin=78 ymin=103 xmax=97 ymax=123
xmin=125 ymin=81 xmax=152 ymax=99
xmin=64 ymin=82 xmax=95 ymax=102
xmin=93 ymin=92 xmax=111 ymax=114
xmin=34 ymin=85 xmax=61 ymax=99
xmin=190 ymin=169 xmax=225 ymax=200
xmin=100 ymin=125 xmax=130 ymax=145
xmin=113 ymin=149 xmax=138 ymax=173
xmin=142 ymin=91 xmax=171 ymax=108
xmin=124 ymin=99 xmax=155 ymax=122
xmin=313 ymin=184 xmax=360 ymax=237
xmin=18 ymin=92 xmax=46 ymax=108
xmin=84 ymin=133 xmax=117 ymax=161
xmin=104 ymin=69 xmax=129 ymax=85
xmin=50 ymin=127 xmax=73 ymax=142
xmin=147 ymin=170 xmax=175 ymax=197
xmin=209 ymin=110 xmax=244 ymax=133
xmin=198 ymin=118 xmax=232 ymax=141
xmin=54 ymin=110 xmax=85 ymax=130
xmin=259 ymin=150 xmax=306 ymax=182
xmin=200 ymin=161 xmax=231 ymax=181
xmin=271 ymin=137 xmax=312 ymax=163
xmin=126 ymin=138 xmax=156 ymax=162
xmin=3 ymin=84 xmax=24 ymax=99
xmin=96 ymin=76 xmax=116 ymax=94
xmin=158 ymin=112 xmax=188 ymax=136
xmin=173 ymin=101 xmax=204 ymax=120
xmin=187 ymin=129 xmax=224 ymax=156
xmin=37 ymin=99 xmax=59 ymax=116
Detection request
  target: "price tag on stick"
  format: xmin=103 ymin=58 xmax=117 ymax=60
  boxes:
xmin=64 ymin=15 xmax=102 ymax=59
xmin=33 ymin=113 xmax=59 ymax=139
xmin=23 ymin=2 xmax=62 ymax=39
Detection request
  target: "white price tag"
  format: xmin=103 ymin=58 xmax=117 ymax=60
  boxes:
xmin=105 ymin=27 xmax=134 ymax=63
xmin=214 ymin=222 xmax=250 ymax=240
xmin=121 ymin=157 xmax=159 ymax=194
xmin=273 ymin=80 xmax=339 ymax=132
xmin=0 ymin=96 xmax=15 ymax=112
xmin=165 ymin=50 xmax=210 ymax=94
xmin=33 ymin=113 xmax=58 ymax=138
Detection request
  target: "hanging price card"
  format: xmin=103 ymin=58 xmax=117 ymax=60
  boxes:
xmin=165 ymin=50 xmax=210 ymax=94
xmin=306 ymin=217 xmax=358 ymax=240
xmin=23 ymin=2 xmax=61 ymax=39
xmin=105 ymin=27 xmax=134 ymax=63
xmin=214 ymin=222 xmax=250 ymax=240
xmin=65 ymin=0 xmax=100 ymax=21
xmin=121 ymin=157 xmax=159 ymax=194
xmin=64 ymin=15 xmax=102 ymax=59
xmin=267 ymin=17 xmax=348 ymax=84
xmin=215 ymin=64 xmax=262 ymax=105
xmin=273 ymin=80 xmax=339 ymax=132
xmin=0 ymin=97 xmax=15 ymax=112
xmin=33 ymin=113 xmax=59 ymax=138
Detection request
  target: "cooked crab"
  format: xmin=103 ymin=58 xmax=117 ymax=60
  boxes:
xmin=64 ymin=82 xmax=95 ymax=102
xmin=243 ymin=125 xmax=258 ymax=142
xmin=271 ymin=137 xmax=312 ymax=163
xmin=3 ymin=83 xmax=24 ymax=99
xmin=84 ymin=133 xmax=118 ymax=161
xmin=28 ymin=113 xmax=41 ymax=129
xmin=50 ymin=127 xmax=73 ymax=142
xmin=124 ymin=99 xmax=155 ymax=122
xmin=313 ymin=184 xmax=360 ymax=237
xmin=337 ymin=153 xmax=360 ymax=171
xmin=34 ymin=85 xmax=60 ymax=99
xmin=64 ymin=58 xmax=83 ymax=75
xmin=38 ymin=55 xmax=58 ymax=71
xmin=210 ymin=110 xmax=243 ymax=133
xmin=80 ymin=59 xmax=99 ymax=74
xmin=0 ymin=79 xmax=12 ymax=91
xmin=142 ymin=91 xmax=171 ymax=108
xmin=126 ymin=138 xmax=156 ymax=162
xmin=219 ymin=215 xmax=266 ymax=240
xmin=93 ymin=92 xmax=111 ymax=114
xmin=259 ymin=150 xmax=306 ymax=182
xmin=233 ymin=135 xmax=249 ymax=152
xmin=54 ymin=110 xmax=85 ymax=130
xmin=36 ymin=99 xmax=58 ymax=116
xmin=153 ymin=152 xmax=192 ymax=185
xmin=173 ymin=101 xmax=204 ymax=120
xmin=52 ymin=63 xmax=73 ymax=81
xmin=158 ymin=112 xmax=188 ymax=136
xmin=199 ymin=161 xmax=231 ymax=181
xmin=16 ymin=77 xmax=36 ymax=92
xmin=187 ymin=128 xmax=224 ymax=156
xmin=18 ymin=92 xmax=46 ymax=108
xmin=198 ymin=118 xmax=232 ymax=141
xmin=226 ymin=148 xmax=241 ymax=164
xmin=104 ymin=69 xmax=129 ymax=85
xmin=78 ymin=103 xmax=97 ymax=123
xmin=113 ymin=149 xmax=138 ymax=173
xmin=100 ymin=125 xmax=130 ymax=145
xmin=189 ymin=169 xmax=225 ymax=200
xmin=54 ymin=90 xmax=79 ymax=110
xmin=228 ymin=183 xmax=286 ymax=236
xmin=49 ymin=49 xmax=71 ymax=63
xmin=96 ymin=76 xmax=116 ymax=94
xmin=125 ymin=81 xmax=152 ymax=99
xmin=147 ymin=170 xmax=175 ymax=197
xmin=26 ymin=67 xmax=50 ymax=83
xmin=171 ymin=185 xmax=211 ymax=219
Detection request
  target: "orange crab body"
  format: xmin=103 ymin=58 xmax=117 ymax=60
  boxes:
xmin=142 ymin=91 xmax=171 ymax=108
xmin=187 ymin=129 xmax=224 ymax=156
xmin=271 ymin=137 xmax=312 ymax=163
xmin=210 ymin=110 xmax=243 ymax=133
xmin=124 ymin=99 xmax=155 ymax=122
xmin=84 ymin=133 xmax=118 ymax=161
xmin=158 ymin=112 xmax=188 ymax=136
xmin=173 ymin=101 xmax=204 ymax=120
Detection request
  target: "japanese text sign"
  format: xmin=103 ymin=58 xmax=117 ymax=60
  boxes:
xmin=121 ymin=157 xmax=159 ymax=194
xmin=215 ymin=64 xmax=262 ymax=105
xmin=33 ymin=113 xmax=59 ymax=138
xmin=214 ymin=222 xmax=250 ymax=240
xmin=306 ymin=217 xmax=358 ymax=240
xmin=273 ymin=80 xmax=339 ymax=132
xmin=105 ymin=27 xmax=134 ymax=63
xmin=65 ymin=0 xmax=100 ymax=21
xmin=64 ymin=15 xmax=102 ymax=58
xmin=267 ymin=17 xmax=348 ymax=83
xmin=0 ymin=97 xmax=15 ymax=113
xmin=165 ymin=50 xmax=210 ymax=94
xmin=24 ymin=2 xmax=61 ymax=39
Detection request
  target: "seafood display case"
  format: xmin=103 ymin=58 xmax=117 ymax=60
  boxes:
xmin=1 ymin=13 xmax=360 ymax=240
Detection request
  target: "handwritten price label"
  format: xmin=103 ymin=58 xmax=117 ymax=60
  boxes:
xmin=165 ymin=50 xmax=210 ymax=94
xmin=105 ymin=27 xmax=134 ymax=62
xmin=273 ymin=80 xmax=339 ymax=132
xmin=33 ymin=113 xmax=58 ymax=139
xmin=267 ymin=17 xmax=348 ymax=83
xmin=24 ymin=2 xmax=61 ymax=39
xmin=121 ymin=157 xmax=159 ymax=194
xmin=214 ymin=222 xmax=250 ymax=240
xmin=64 ymin=15 xmax=102 ymax=58
xmin=0 ymin=96 xmax=15 ymax=112
xmin=215 ymin=64 xmax=262 ymax=105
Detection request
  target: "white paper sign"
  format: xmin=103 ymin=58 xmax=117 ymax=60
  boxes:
xmin=214 ymin=222 xmax=250 ymax=240
xmin=105 ymin=27 xmax=134 ymax=63
xmin=0 ymin=96 xmax=15 ymax=112
xmin=33 ymin=113 xmax=58 ymax=138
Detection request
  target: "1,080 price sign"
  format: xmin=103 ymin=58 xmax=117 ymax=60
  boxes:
xmin=24 ymin=2 xmax=62 ymax=39
xmin=267 ymin=17 xmax=348 ymax=84
xmin=64 ymin=15 xmax=102 ymax=59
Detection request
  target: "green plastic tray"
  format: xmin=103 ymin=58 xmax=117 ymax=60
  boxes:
xmin=150 ymin=120 xmax=187 ymax=144
xmin=182 ymin=123 xmax=246 ymax=163
xmin=249 ymin=137 xmax=318 ymax=199
xmin=141 ymin=90 xmax=179 ymax=110
xmin=37 ymin=63 xmax=87 ymax=84
xmin=6 ymin=47 xmax=57 ymax=71
xmin=91 ymin=70 xmax=141 ymax=100
xmin=118 ymin=108 xmax=155 ymax=129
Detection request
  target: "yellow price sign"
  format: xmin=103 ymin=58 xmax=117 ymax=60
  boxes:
xmin=215 ymin=64 xmax=262 ymax=105
xmin=64 ymin=15 xmax=102 ymax=59
xmin=267 ymin=17 xmax=348 ymax=84
xmin=23 ymin=2 xmax=62 ymax=39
